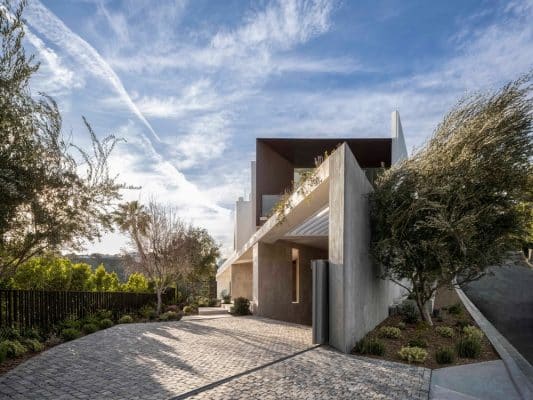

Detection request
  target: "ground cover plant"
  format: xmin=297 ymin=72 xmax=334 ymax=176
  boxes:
xmin=352 ymin=288 xmax=499 ymax=369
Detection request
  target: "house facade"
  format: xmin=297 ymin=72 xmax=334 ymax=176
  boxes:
xmin=217 ymin=111 xmax=409 ymax=353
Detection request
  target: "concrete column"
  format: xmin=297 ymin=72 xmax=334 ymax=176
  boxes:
xmin=328 ymin=143 xmax=405 ymax=353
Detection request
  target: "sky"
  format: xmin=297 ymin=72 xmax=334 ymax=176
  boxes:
xmin=19 ymin=0 xmax=533 ymax=257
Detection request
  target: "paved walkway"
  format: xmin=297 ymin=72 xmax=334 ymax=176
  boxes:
xmin=0 ymin=316 xmax=430 ymax=399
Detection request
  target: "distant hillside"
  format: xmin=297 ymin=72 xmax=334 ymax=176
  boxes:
xmin=64 ymin=253 xmax=129 ymax=281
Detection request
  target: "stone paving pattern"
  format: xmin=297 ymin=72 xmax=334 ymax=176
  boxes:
xmin=189 ymin=347 xmax=431 ymax=400
xmin=0 ymin=316 xmax=431 ymax=399
xmin=0 ymin=317 xmax=311 ymax=399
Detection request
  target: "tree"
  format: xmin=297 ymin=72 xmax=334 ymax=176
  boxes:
xmin=115 ymin=201 xmax=193 ymax=314
xmin=181 ymin=227 xmax=220 ymax=291
xmin=70 ymin=263 xmax=95 ymax=291
xmin=122 ymin=272 xmax=149 ymax=293
xmin=90 ymin=264 xmax=120 ymax=292
xmin=0 ymin=1 xmax=123 ymax=277
xmin=370 ymin=74 xmax=533 ymax=325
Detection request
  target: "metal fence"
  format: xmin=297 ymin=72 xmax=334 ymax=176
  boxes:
xmin=0 ymin=289 xmax=175 ymax=331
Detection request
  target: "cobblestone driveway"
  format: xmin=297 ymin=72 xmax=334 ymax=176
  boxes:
xmin=0 ymin=316 xmax=430 ymax=399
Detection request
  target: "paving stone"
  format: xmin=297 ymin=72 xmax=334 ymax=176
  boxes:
xmin=0 ymin=316 xmax=430 ymax=399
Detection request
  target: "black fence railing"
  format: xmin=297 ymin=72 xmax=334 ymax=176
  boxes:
xmin=0 ymin=289 xmax=176 ymax=331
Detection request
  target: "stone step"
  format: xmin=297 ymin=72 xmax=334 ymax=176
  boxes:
xmin=198 ymin=306 xmax=230 ymax=315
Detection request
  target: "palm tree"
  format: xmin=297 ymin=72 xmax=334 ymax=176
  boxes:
xmin=114 ymin=201 xmax=150 ymax=262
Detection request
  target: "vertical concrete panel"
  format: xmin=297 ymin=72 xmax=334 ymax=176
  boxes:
xmin=330 ymin=143 xmax=406 ymax=353
xmin=252 ymin=243 xmax=259 ymax=313
xmin=216 ymin=266 xmax=232 ymax=298
xmin=328 ymin=145 xmax=346 ymax=350
xmin=254 ymin=241 xmax=326 ymax=326
xmin=231 ymin=263 xmax=253 ymax=300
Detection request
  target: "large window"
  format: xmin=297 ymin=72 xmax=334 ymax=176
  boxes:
xmin=292 ymin=248 xmax=299 ymax=303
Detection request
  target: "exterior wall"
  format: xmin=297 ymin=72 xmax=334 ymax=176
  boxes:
xmin=255 ymin=141 xmax=294 ymax=225
xmin=252 ymin=241 xmax=326 ymax=326
xmin=216 ymin=266 xmax=231 ymax=299
xmin=391 ymin=111 xmax=408 ymax=164
xmin=231 ymin=262 xmax=253 ymax=300
xmin=328 ymin=143 xmax=405 ymax=353
xmin=235 ymin=197 xmax=253 ymax=250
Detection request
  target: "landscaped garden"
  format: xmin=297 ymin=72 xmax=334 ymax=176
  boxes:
xmin=353 ymin=287 xmax=498 ymax=369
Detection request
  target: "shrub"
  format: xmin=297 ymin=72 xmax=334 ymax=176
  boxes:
xmin=354 ymin=338 xmax=385 ymax=356
xmin=436 ymin=347 xmax=455 ymax=364
xmin=400 ymin=301 xmax=419 ymax=324
xmin=197 ymin=297 xmax=209 ymax=307
xmin=448 ymin=303 xmax=463 ymax=315
xmin=182 ymin=305 xmax=197 ymax=315
xmin=232 ymin=297 xmax=251 ymax=315
xmin=0 ymin=327 xmax=21 ymax=341
xmin=208 ymin=298 xmax=219 ymax=307
xmin=62 ymin=318 xmax=82 ymax=330
xmin=165 ymin=305 xmax=180 ymax=313
xmin=397 ymin=322 xmax=406 ymax=330
xmin=139 ymin=305 xmax=157 ymax=320
xmin=408 ymin=337 xmax=428 ymax=348
xmin=96 ymin=309 xmax=113 ymax=320
xmin=81 ymin=323 xmax=98 ymax=334
xmin=45 ymin=334 xmax=62 ymax=347
xmin=398 ymin=346 xmax=428 ymax=363
xmin=457 ymin=337 xmax=481 ymax=358
xmin=23 ymin=339 xmax=44 ymax=353
xmin=415 ymin=321 xmax=430 ymax=331
xmin=159 ymin=311 xmax=183 ymax=321
xmin=455 ymin=319 xmax=470 ymax=330
xmin=0 ymin=343 xmax=7 ymax=363
xmin=0 ymin=340 xmax=27 ymax=358
xmin=379 ymin=326 xmax=402 ymax=339
xmin=21 ymin=328 xmax=41 ymax=341
xmin=435 ymin=326 xmax=454 ymax=338
xmin=99 ymin=318 xmax=114 ymax=329
xmin=61 ymin=328 xmax=81 ymax=341
xmin=222 ymin=294 xmax=231 ymax=304
xmin=118 ymin=315 xmax=134 ymax=324
xmin=463 ymin=325 xmax=483 ymax=341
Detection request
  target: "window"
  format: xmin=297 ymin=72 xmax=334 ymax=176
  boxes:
xmin=292 ymin=248 xmax=299 ymax=303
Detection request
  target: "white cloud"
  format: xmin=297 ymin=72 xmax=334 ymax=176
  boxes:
xmin=25 ymin=0 xmax=161 ymax=142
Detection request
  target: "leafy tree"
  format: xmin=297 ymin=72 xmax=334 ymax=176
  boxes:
xmin=70 ymin=263 xmax=94 ymax=291
xmin=90 ymin=264 xmax=120 ymax=292
xmin=115 ymin=201 xmax=193 ymax=314
xmin=371 ymin=74 xmax=532 ymax=324
xmin=182 ymin=227 xmax=220 ymax=288
xmin=122 ymin=272 xmax=149 ymax=293
xmin=0 ymin=1 xmax=123 ymax=277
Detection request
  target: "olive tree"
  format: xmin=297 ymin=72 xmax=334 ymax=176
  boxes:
xmin=370 ymin=74 xmax=533 ymax=324
xmin=0 ymin=1 xmax=123 ymax=276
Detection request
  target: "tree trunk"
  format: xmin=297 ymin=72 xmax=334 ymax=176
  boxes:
xmin=415 ymin=291 xmax=433 ymax=326
xmin=156 ymin=288 xmax=163 ymax=315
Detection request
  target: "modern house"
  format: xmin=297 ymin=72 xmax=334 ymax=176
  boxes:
xmin=217 ymin=111 xmax=409 ymax=353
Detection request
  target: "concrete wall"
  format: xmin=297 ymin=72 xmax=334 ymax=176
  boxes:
xmin=255 ymin=141 xmax=294 ymax=225
xmin=252 ymin=241 xmax=326 ymax=326
xmin=235 ymin=197 xmax=253 ymax=250
xmin=231 ymin=262 xmax=253 ymax=300
xmin=391 ymin=111 xmax=408 ymax=164
xmin=217 ymin=266 xmax=231 ymax=299
xmin=328 ymin=143 xmax=405 ymax=353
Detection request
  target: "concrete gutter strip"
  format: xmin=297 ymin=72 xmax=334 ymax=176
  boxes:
xmin=455 ymin=286 xmax=533 ymax=399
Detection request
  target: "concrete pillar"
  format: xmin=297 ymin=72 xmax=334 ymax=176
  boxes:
xmin=328 ymin=143 xmax=405 ymax=353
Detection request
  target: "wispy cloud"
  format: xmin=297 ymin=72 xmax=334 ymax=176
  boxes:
xmin=25 ymin=0 xmax=161 ymax=142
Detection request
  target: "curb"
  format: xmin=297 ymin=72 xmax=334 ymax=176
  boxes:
xmin=455 ymin=286 xmax=533 ymax=399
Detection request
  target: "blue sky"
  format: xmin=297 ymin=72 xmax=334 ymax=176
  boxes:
xmin=20 ymin=0 xmax=533 ymax=256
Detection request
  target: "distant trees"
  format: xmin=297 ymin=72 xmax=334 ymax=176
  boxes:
xmin=0 ymin=1 xmax=123 ymax=277
xmin=371 ymin=74 xmax=533 ymax=325
xmin=7 ymin=255 xmax=151 ymax=293
xmin=115 ymin=200 xmax=219 ymax=314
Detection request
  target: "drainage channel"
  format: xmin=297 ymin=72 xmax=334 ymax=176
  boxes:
xmin=168 ymin=345 xmax=321 ymax=399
